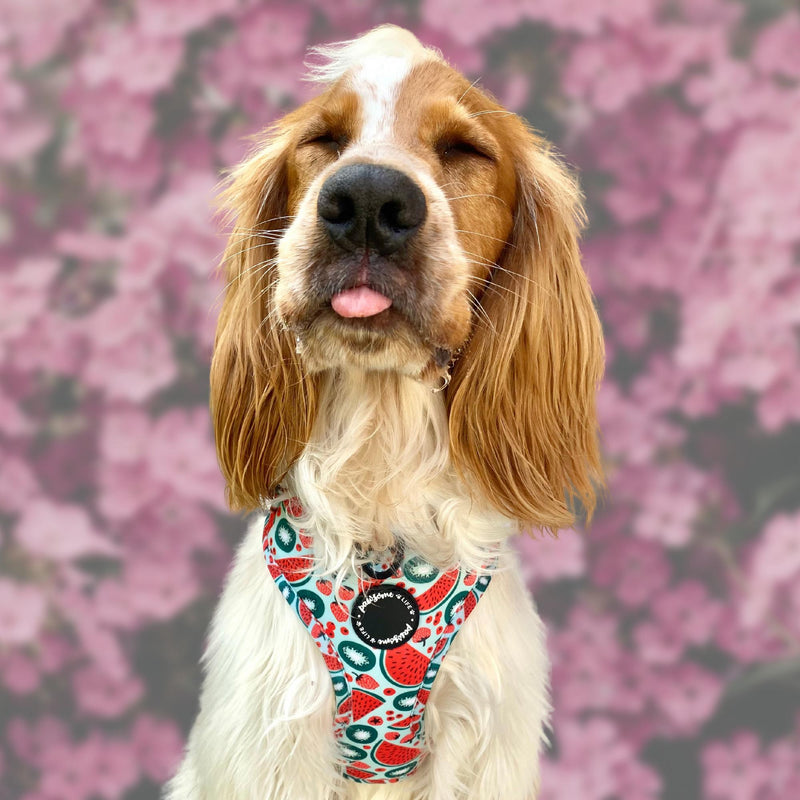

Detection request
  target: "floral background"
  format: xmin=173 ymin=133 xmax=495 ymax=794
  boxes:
xmin=1 ymin=0 xmax=799 ymax=798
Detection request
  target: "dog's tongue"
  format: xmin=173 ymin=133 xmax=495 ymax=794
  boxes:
xmin=331 ymin=286 xmax=392 ymax=318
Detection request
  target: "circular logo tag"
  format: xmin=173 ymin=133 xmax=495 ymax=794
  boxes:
xmin=351 ymin=586 xmax=419 ymax=650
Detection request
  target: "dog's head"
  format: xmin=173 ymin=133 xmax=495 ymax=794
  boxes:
xmin=212 ymin=26 xmax=604 ymax=530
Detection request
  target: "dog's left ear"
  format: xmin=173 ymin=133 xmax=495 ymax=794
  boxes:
xmin=447 ymin=121 xmax=604 ymax=533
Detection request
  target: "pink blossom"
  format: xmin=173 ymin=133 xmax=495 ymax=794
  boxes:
xmin=597 ymin=382 xmax=683 ymax=467
xmin=100 ymin=408 xmax=153 ymax=465
xmin=238 ymin=5 xmax=310 ymax=63
xmin=123 ymin=498 xmax=219 ymax=561
xmin=56 ymin=587 xmax=131 ymax=679
xmin=541 ymin=717 xmax=661 ymax=800
xmin=702 ymin=732 xmax=770 ymax=800
xmin=0 ymin=387 xmax=30 ymax=435
xmin=2 ymin=650 xmax=41 ymax=694
xmin=652 ymin=581 xmax=722 ymax=646
xmin=97 ymin=461 xmax=164 ymax=522
xmin=6 ymin=716 xmax=70 ymax=768
xmin=0 ymin=456 xmax=40 ymax=513
xmin=740 ymin=512 xmax=800 ymax=628
xmin=65 ymin=85 xmax=155 ymax=161
xmin=518 ymin=528 xmax=586 ymax=584
xmin=38 ymin=634 xmax=77 ymax=674
xmin=147 ymin=408 xmax=226 ymax=507
xmin=132 ymin=714 xmax=185 ymax=782
xmin=14 ymin=501 xmax=117 ymax=560
xmin=522 ymin=0 xmax=654 ymax=35
xmin=758 ymin=371 xmax=800 ymax=432
xmin=78 ymin=27 xmax=184 ymax=94
xmin=632 ymin=463 xmax=708 ymax=547
xmin=135 ymin=0 xmax=236 ymax=37
xmin=652 ymin=663 xmax=723 ymax=735
xmin=0 ymin=579 xmax=47 ymax=645
xmin=633 ymin=620 xmax=685 ymax=665
xmin=81 ymin=309 xmax=177 ymax=402
xmin=753 ymin=12 xmax=800 ymax=80
xmin=1 ymin=0 xmax=94 ymax=67
xmin=421 ymin=0 xmax=525 ymax=45
xmin=749 ymin=512 xmax=800 ymax=587
xmin=72 ymin=664 xmax=144 ymax=718
xmin=39 ymin=734 xmax=139 ymax=799
xmin=591 ymin=537 xmax=671 ymax=608
xmin=125 ymin=555 xmax=201 ymax=621
xmin=0 ymin=257 xmax=60 ymax=346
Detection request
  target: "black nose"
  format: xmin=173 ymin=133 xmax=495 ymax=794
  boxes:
xmin=317 ymin=164 xmax=427 ymax=256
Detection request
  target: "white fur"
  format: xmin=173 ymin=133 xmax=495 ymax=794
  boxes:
xmin=304 ymin=26 xmax=437 ymax=86
xmin=165 ymin=372 xmax=549 ymax=800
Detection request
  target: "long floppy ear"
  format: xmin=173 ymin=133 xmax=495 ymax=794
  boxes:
xmin=211 ymin=121 xmax=318 ymax=511
xmin=447 ymin=122 xmax=604 ymax=532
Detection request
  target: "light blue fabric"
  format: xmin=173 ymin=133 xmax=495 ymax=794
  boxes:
xmin=262 ymin=498 xmax=495 ymax=783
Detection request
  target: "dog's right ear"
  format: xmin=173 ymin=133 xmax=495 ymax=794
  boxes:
xmin=211 ymin=120 xmax=318 ymax=511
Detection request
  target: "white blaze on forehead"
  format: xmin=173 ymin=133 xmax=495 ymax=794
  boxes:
xmin=350 ymin=56 xmax=412 ymax=143
xmin=305 ymin=25 xmax=440 ymax=143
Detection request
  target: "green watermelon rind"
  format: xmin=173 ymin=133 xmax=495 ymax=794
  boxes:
xmin=338 ymin=742 xmax=368 ymax=761
xmin=345 ymin=724 xmax=378 ymax=744
xmin=444 ymin=590 xmax=469 ymax=623
xmin=403 ymin=556 xmax=440 ymax=583
xmin=297 ymin=589 xmax=324 ymax=619
xmin=274 ymin=518 xmax=297 ymax=553
xmin=338 ymin=641 xmax=377 ymax=671
xmin=384 ymin=763 xmax=419 ymax=778
xmin=392 ymin=690 xmax=419 ymax=711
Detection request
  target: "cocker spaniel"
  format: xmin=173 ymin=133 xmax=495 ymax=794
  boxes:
xmin=166 ymin=25 xmax=603 ymax=800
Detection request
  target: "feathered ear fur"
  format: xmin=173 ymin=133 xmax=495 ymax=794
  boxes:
xmin=211 ymin=121 xmax=318 ymax=511
xmin=447 ymin=122 xmax=604 ymax=532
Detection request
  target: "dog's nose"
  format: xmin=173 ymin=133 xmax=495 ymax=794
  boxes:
xmin=317 ymin=164 xmax=427 ymax=256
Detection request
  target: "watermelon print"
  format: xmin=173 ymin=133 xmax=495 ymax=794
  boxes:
xmin=262 ymin=499 xmax=496 ymax=784
xmin=274 ymin=519 xmax=297 ymax=552
xmin=382 ymin=644 xmax=430 ymax=687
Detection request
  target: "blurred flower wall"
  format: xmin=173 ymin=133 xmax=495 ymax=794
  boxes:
xmin=1 ymin=0 xmax=799 ymax=798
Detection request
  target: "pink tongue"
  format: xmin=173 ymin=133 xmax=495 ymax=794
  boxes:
xmin=331 ymin=286 xmax=392 ymax=318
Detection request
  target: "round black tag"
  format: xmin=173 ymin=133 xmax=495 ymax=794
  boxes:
xmin=351 ymin=585 xmax=419 ymax=650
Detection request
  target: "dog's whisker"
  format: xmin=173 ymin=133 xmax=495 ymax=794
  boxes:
xmin=467 ymin=109 xmax=514 ymax=118
xmin=465 ymin=288 xmax=497 ymax=334
xmin=456 ymin=228 xmax=516 ymax=247
xmin=448 ymin=193 xmax=509 ymax=207
xmin=457 ymin=75 xmax=483 ymax=104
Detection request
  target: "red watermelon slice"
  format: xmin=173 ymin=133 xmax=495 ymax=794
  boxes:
xmin=414 ymin=568 xmax=459 ymax=611
xmin=323 ymin=653 xmax=343 ymax=671
xmin=274 ymin=557 xmax=313 ymax=582
xmin=338 ymin=689 xmax=384 ymax=721
xmin=383 ymin=644 xmax=430 ymax=686
xmin=346 ymin=766 xmax=375 ymax=780
xmin=464 ymin=592 xmax=477 ymax=618
xmin=373 ymin=740 xmax=421 ymax=766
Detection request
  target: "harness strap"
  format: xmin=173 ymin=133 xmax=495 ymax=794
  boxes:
xmin=262 ymin=499 xmax=495 ymax=784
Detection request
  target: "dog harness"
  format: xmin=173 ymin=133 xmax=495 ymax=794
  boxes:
xmin=262 ymin=499 xmax=495 ymax=784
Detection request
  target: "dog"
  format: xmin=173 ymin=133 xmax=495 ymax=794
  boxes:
xmin=165 ymin=25 xmax=603 ymax=800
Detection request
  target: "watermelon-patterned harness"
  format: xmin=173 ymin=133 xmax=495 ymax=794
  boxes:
xmin=262 ymin=499 xmax=495 ymax=784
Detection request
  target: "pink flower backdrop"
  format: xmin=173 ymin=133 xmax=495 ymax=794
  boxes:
xmin=1 ymin=0 xmax=799 ymax=797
